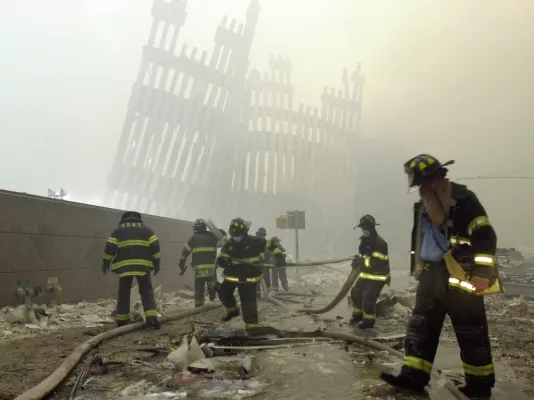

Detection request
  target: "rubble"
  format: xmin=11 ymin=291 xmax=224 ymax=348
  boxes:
xmin=0 ymin=289 xmax=197 ymax=343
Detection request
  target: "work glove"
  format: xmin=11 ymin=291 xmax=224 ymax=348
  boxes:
xmin=217 ymin=257 xmax=232 ymax=268
xmin=153 ymin=262 xmax=160 ymax=276
xmin=102 ymin=263 xmax=110 ymax=275
xmin=351 ymin=256 xmax=363 ymax=269
xmin=178 ymin=262 xmax=187 ymax=276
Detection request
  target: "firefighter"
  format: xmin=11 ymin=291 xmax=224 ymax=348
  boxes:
xmin=270 ymin=235 xmax=289 ymax=292
xmin=217 ymin=218 xmax=286 ymax=331
xmin=350 ymin=214 xmax=390 ymax=329
xmin=255 ymin=227 xmax=272 ymax=297
xmin=380 ymin=154 xmax=499 ymax=399
xmin=178 ymin=218 xmax=219 ymax=307
xmin=102 ymin=211 xmax=161 ymax=328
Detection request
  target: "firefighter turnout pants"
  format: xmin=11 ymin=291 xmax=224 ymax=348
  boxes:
xmin=218 ymin=280 xmax=258 ymax=328
xmin=116 ymin=273 xmax=158 ymax=326
xmin=400 ymin=262 xmax=495 ymax=391
xmin=272 ymin=267 xmax=288 ymax=290
xmin=351 ymin=277 xmax=385 ymax=322
xmin=256 ymin=267 xmax=271 ymax=296
xmin=195 ymin=275 xmax=217 ymax=307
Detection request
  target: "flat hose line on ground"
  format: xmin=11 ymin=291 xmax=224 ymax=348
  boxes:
xmin=14 ymin=303 xmax=223 ymax=400
xmin=260 ymin=275 xmax=468 ymax=400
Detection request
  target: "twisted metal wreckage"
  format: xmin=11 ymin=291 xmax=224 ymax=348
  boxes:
xmin=105 ymin=0 xmax=364 ymax=257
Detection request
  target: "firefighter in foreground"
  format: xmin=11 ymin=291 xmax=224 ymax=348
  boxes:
xmin=350 ymin=214 xmax=390 ymax=329
xmin=102 ymin=211 xmax=161 ymax=328
xmin=217 ymin=218 xmax=286 ymax=331
xmin=178 ymin=218 xmax=219 ymax=307
xmin=255 ymin=227 xmax=288 ymax=297
xmin=380 ymin=154 xmax=499 ymax=399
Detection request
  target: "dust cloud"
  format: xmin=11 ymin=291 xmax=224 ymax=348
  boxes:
xmin=1 ymin=0 xmax=533 ymax=260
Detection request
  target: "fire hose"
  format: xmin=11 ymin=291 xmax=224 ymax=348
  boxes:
xmin=253 ymin=264 xmax=468 ymax=400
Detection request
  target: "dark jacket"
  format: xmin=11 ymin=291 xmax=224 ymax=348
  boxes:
xmin=103 ymin=216 xmax=160 ymax=278
xmin=218 ymin=235 xmax=285 ymax=282
xmin=354 ymin=233 xmax=390 ymax=280
xmin=180 ymin=231 xmax=218 ymax=274
xmin=410 ymin=182 xmax=498 ymax=281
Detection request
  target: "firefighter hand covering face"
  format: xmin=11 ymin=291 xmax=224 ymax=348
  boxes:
xmin=229 ymin=218 xmax=248 ymax=243
xmin=404 ymin=154 xmax=455 ymax=228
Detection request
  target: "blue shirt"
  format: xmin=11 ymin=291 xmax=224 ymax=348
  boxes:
xmin=420 ymin=212 xmax=448 ymax=262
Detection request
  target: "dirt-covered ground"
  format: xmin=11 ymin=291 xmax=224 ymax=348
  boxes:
xmin=1 ymin=269 xmax=533 ymax=399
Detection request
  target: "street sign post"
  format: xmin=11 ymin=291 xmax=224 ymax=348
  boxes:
xmin=276 ymin=210 xmax=306 ymax=277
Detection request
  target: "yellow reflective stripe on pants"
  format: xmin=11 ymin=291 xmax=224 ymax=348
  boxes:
xmin=463 ymin=362 xmax=495 ymax=377
xmin=403 ymin=356 xmax=432 ymax=374
xmin=144 ymin=309 xmax=158 ymax=317
xmin=467 ymin=216 xmax=490 ymax=235
xmin=116 ymin=313 xmax=130 ymax=321
xmin=359 ymin=272 xmax=390 ymax=281
xmin=112 ymin=259 xmax=153 ymax=270
xmin=372 ymin=251 xmax=389 ymax=260
xmin=117 ymin=240 xmax=150 ymax=248
xmin=224 ymin=275 xmax=262 ymax=283
xmin=474 ymin=254 xmax=495 ymax=267
xmin=352 ymin=308 xmax=362 ymax=314
xmin=245 ymin=323 xmax=258 ymax=329
xmin=118 ymin=271 xmax=148 ymax=277
xmin=363 ymin=313 xmax=375 ymax=320
xmin=192 ymin=247 xmax=217 ymax=253
xmin=226 ymin=307 xmax=238 ymax=313
xmin=194 ymin=264 xmax=215 ymax=270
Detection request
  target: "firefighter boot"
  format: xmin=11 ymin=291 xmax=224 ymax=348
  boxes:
xmin=358 ymin=318 xmax=376 ymax=330
xmin=222 ymin=307 xmax=240 ymax=322
xmin=208 ymin=282 xmax=217 ymax=302
xmin=117 ymin=320 xmax=130 ymax=327
xmin=458 ymin=384 xmax=492 ymax=399
xmin=379 ymin=372 xmax=427 ymax=395
xmin=146 ymin=316 xmax=161 ymax=329
xmin=350 ymin=312 xmax=363 ymax=325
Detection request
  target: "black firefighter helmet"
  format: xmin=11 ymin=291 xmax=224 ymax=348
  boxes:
xmin=193 ymin=218 xmax=207 ymax=232
xmin=121 ymin=211 xmax=142 ymax=223
xmin=403 ymin=154 xmax=454 ymax=190
xmin=355 ymin=214 xmax=379 ymax=230
xmin=229 ymin=217 xmax=248 ymax=237
xmin=256 ymin=227 xmax=267 ymax=237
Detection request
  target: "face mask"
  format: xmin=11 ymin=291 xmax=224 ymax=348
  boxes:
xmin=232 ymin=235 xmax=244 ymax=243
xmin=362 ymin=230 xmax=371 ymax=237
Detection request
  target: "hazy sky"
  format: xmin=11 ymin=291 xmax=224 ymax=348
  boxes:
xmin=1 ymin=0 xmax=533 ymax=249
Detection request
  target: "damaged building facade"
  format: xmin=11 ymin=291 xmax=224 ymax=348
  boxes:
xmin=105 ymin=0 xmax=364 ymax=257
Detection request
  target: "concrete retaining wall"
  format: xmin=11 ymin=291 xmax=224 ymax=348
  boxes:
xmin=0 ymin=190 xmax=195 ymax=306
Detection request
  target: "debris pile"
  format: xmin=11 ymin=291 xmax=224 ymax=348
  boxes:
xmin=0 ymin=288 xmax=199 ymax=342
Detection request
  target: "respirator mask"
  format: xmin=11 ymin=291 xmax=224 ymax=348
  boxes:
xmin=232 ymin=235 xmax=244 ymax=243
